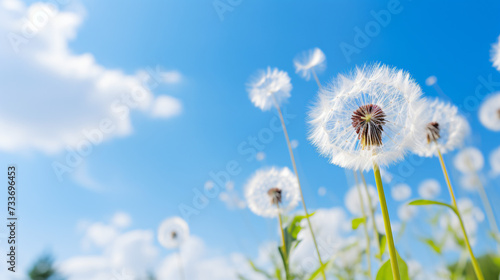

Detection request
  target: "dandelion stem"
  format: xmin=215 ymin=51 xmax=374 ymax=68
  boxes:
xmin=354 ymin=172 xmax=373 ymax=280
xmin=277 ymin=204 xmax=289 ymax=277
xmin=273 ymin=96 xmax=326 ymax=280
xmin=472 ymin=169 xmax=500 ymax=245
xmin=360 ymin=171 xmax=382 ymax=260
xmin=311 ymin=68 xmax=322 ymax=89
xmin=373 ymin=162 xmax=400 ymax=280
xmin=177 ymin=249 xmax=186 ymax=280
xmin=436 ymin=147 xmax=484 ymax=280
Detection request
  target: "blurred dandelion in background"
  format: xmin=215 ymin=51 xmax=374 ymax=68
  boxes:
xmin=244 ymin=167 xmax=300 ymax=218
xmin=247 ymin=67 xmax=292 ymax=111
xmin=478 ymin=92 xmax=500 ymax=131
xmin=293 ymin=47 xmax=326 ymax=88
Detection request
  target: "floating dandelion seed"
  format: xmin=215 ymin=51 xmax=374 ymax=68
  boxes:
xmin=247 ymin=67 xmax=292 ymax=111
xmin=244 ymin=167 xmax=300 ymax=218
xmin=491 ymin=35 xmax=500 ymax=71
xmin=309 ymin=64 xmax=425 ymax=171
xmin=454 ymin=147 xmax=484 ymax=173
xmin=478 ymin=92 xmax=500 ymax=131
xmin=412 ymin=99 xmax=470 ymax=157
xmin=391 ymin=184 xmax=411 ymax=202
xmin=293 ymin=47 xmax=326 ymax=84
xmin=418 ymin=179 xmax=441 ymax=199
xmin=157 ymin=217 xmax=189 ymax=249
xmin=425 ymin=75 xmax=437 ymax=86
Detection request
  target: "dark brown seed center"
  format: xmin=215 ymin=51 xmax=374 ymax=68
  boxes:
xmin=351 ymin=104 xmax=387 ymax=148
xmin=426 ymin=122 xmax=440 ymax=143
xmin=171 ymin=231 xmax=177 ymax=239
xmin=267 ymin=187 xmax=282 ymax=205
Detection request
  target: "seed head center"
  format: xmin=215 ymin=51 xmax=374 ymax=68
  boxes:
xmin=351 ymin=104 xmax=386 ymax=148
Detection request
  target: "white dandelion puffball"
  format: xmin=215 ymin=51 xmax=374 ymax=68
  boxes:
xmin=491 ymin=35 xmax=500 ymax=71
xmin=158 ymin=217 xmax=189 ymax=249
xmin=318 ymin=186 xmax=327 ymax=196
xmin=293 ymin=48 xmax=326 ymax=81
xmin=244 ymin=167 xmax=300 ymax=218
xmin=418 ymin=179 xmax=441 ymax=199
xmin=308 ymin=64 xmax=425 ymax=171
xmin=459 ymin=173 xmax=482 ymax=191
xmin=398 ymin=204 xmax=417 ymax=221
xmin=412 ymin=99 xmax=470 ymax=157
xmin=425 ymin=75 xmax=437 ymax=86
xmin=490 ymin=146 xmax=500 ymax=177
xmin=479 ymin=92 xmax=500 ymax=131
xmin=454 ymin=147 xmax=484 ymax=173
xmin=344 ymin=184 xmax=378 ymax=216
xmin=391 ymin=184 xmax=411 ymax=201
xmin=247 ymin=67 xmax=292 ymax=111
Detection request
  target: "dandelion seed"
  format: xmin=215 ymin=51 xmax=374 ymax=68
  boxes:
xmin=244 ymin=167 xmax=300 ymax=218
xmin=478 ymin=92 xmax=500 ymax=131
xmin=247 ymin=67 xmax=292 ymax=111
xmin=412 ymin=99 xmax=470 ymax=157
xmin=293 ymin=48 xmax=326 ymax=86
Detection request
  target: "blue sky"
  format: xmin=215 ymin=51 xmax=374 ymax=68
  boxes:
xmin=1 ymin=0 xmax=500 ymax=279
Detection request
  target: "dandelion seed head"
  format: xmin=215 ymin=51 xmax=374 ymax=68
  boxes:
xmin=293 ymin=48 xmax=326 ymax=81
xmin=454 ymin=147 xmax=484 ymax=173
xmin=344 ymin=184 xmax=378 ymax=216
xmin=247 ymin=67 xmax=292 ymax=111
xmin=491 ymin=35 xmax=500 ymax=71
xmin=391 ymin=183 xmax=411 ymax=201
xmin=244 ymin=167 xmax=300 ymax=218
xmin=489 ymin=146 xmax=500 ymax=177
xmin=308 ymin=64 xmax=425 ymax=170
xmin=398 ymin=204 xmax=417 ymax=221
xmin=425 ymin=75 xmax=437 ymax=86
xmin=479 ymin=92 xmax=500 ymax=131
xmin=157 ymin=217 xmax=189 ymax=249
xmin=413 ymin=99 xmax=470 ymax=157
xmin=418 ymin=179 xmax=441 ymax=199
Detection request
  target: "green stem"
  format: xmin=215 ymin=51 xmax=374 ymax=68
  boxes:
xmin=354 ymin=172 xmax=373 ymax=280
xmin=373 ymin=162 xmax=400 ymax=280
xmin=436 ymin=147 xmax=484 ymax=280
xmin=274 ymin=97 xmax=326 ymax=280
xmin=277 ymin=204 xmax=289 ymax=278
xmin=360 ymin=171 xmax=382 ymax=261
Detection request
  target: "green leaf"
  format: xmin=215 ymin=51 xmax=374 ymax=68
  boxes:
xmin=408 ymin=199 xmax=458 ymax=215
xmin=375 ymin=234 xmax=387 ymax=259
xmin=351 ymin=217 xmax=366 ymax=230
xmin=375 ymin=250 xmax=409 ymax=280
xmin=419 ymin=237 xmax=442 ymax=255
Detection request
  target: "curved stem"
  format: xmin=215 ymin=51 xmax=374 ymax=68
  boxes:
xmin=373 ymin=163 xmax=400 ymax=280
xmin=436 ymin=147 xmax=484 ymax=280
xmin=273 ymin=97 xmax=326 ymax=280
xmin=360 ymin=171 xmax=382 ymax=260
xmin=311 ymin=68 xmax=322 ymax=89
xmin=354 ymin=172 xmax=373 ymax=280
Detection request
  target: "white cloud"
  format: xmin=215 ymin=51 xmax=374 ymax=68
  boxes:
xmin=160 ymin=70 xmax=183 ymax=84
xmin=150 ymin=95 xmax=183 ymax=119
xmin=0 ymin=0 xmax=182 ymax=153
xmin=111 ymin=212 xmax=132 ymax=229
